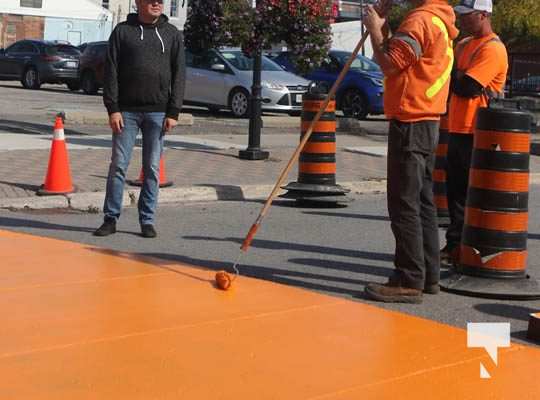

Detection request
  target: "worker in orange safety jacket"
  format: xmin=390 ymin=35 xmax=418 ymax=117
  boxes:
xmin=363 ymin=0 xmax=459 ymax=303
xmin=441 ymin=0 xmax=508 ymax=266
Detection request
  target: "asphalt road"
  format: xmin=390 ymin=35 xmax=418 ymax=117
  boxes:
xmin=1 ymin=190 xmax=539 ymax=346
xmin=0 ymin=81 xmax=389 ymax=137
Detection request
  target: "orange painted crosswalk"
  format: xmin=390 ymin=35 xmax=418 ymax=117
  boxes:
xmin=0 ymin=230 xmax=539 ymax=399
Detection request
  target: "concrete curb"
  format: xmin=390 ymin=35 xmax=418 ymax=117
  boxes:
xmin=0 ymin=180 xmax=387 ymax=211
xmin=3 ymin=173 xmax=540 ymax=211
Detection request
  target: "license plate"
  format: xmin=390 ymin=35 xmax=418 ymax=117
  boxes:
xmin=295 ymin=94 xmax=302 ymax=103
xmin=65 ymin=61 xmax=78 ymax=68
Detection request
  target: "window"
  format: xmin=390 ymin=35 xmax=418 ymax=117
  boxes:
xmin=18 ymin=42 xmax=38 ymax=53
xmin=20 ymin=0 xmax=43 ymax=8
xmin=7 ymin=42 xmax=26 ymax=54
xmin=45 ymin=45 xmax=80 ymax=56
xmin=170 ymin=0 xmax=179 ymax=17
xmin=6 ymin=23 xmax=16 ymax=35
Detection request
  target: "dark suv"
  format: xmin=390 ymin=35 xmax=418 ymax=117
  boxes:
xmin=0 ymin=40 xmax=81 ymax=90
xmin=78 ymin=41 xmax=108 ymax=95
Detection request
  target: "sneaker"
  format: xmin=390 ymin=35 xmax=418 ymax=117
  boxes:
xmin=141 ymin=224 xmax=157 ymax=238
xmin=440 ymin=244 xmax=451 ymax=261
xmin=364 ymin=280 xmax=423 ymax=304
xmin=441 ymin=244 xmax=459 ymax=267
xmin=93 ymin=218 xmax=116 ymax=237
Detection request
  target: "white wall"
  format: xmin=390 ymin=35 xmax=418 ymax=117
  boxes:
xmin=0 ymin=0 xmax=112 ymax=21
xmin=91 ymin=0 xmax=187 ymax=29
xmin=331 ymin=21 xmax=373 ymax=59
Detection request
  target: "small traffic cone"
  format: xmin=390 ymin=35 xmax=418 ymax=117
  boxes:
xmin=128 ymin=156 xmax=173 ymax=188
xmin=37 ymin=116 xmax=75 ymax=196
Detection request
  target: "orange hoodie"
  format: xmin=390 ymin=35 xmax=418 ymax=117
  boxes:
xmin=383 ymin=0 xmax=459 ymax=122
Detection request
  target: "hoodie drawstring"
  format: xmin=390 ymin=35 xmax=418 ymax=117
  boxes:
xmin=155 ymin=27 xmax=165 ymax=54
xmin=139 ymin=25 xmax=165 ymax=54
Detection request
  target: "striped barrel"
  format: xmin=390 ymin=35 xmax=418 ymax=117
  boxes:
xmin=280 ymin=92 xmax=349 ymax=204
xmin=459 ymin=108 xmax=533 ymax=278
xmin=433 ymin=115 xmax=450 ymax=226
xmin=299 ymin=93 xmax=338 ymax=186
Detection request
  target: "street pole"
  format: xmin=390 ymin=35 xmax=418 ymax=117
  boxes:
xmin=360 ymin=0 xmax=365 ymax=57
xmin=239 ymin=0 xmax=269 ymax=160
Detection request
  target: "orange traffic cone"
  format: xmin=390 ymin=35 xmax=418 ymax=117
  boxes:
xmin=128 ymin=156 xmax=173 ymax=188
xmin=37 ymin=116 xmax=75 ymax=196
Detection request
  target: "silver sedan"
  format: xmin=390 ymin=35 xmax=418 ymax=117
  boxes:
xmin=184 ymin=49 xmax=311 ymax=118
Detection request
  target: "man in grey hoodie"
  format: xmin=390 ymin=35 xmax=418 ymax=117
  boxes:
xmin=94 ymin=0 xmax=185 ymax=238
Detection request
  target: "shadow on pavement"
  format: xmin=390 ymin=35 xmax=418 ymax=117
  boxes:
xmin=88 ymin=248 xmax=367 ymax=297
xmin=0 ymin=216 xmax=134 ymax=237
xmin=302 ymin=211 xmax=390 ymax=221
xmin=0 ymin=119 xmax=89 ymax=136
xmin=528 ymin=233 xmax=540 ymax=240
xmin=0 ymin=215 xmax=94 ymax=233
xmin=182 ymin=235 xmax=394 ymax=262
xmin=289 ymin=257 xmax=392 ymax=278
xmin=474 ymin=303 xmax=538 ymax=321
xmin=0 ymin=180 xmax=40 ymax=192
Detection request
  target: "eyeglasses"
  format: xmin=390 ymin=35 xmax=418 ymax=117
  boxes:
xmin=141 ymin=0 xmax=164 ymax=4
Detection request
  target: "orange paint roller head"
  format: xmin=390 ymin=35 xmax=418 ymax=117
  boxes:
xmin=215 ymin=271 xmax=233 ymax=290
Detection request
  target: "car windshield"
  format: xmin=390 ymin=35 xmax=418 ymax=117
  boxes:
xmin=332 ymin=51 xmax=380 ymax=72
xmin=220 ymin=51 xmax=283 ymax=71
xmin=45 ymin=45 xmax=80 ymax=56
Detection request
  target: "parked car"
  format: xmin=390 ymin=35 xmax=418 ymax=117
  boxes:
xmin=78 ymin=42 xmax=88 ymax=54
xmin=271 ymin=50 xmax=384 ymax=119
xmin=78 ymin=41 xmax=108 ymax=95
xmin=510 ymin=75 xmax=540 ymax=98
xmin=185 ymin=48 xmax=311 ymax=118
xmin=0 ymin=40 xmax=81 ymax=90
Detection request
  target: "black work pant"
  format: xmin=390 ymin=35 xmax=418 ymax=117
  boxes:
xmin=445 ymin=133 xmax=474 ymax=250
xmin=387 ymin=120 xmax=440 ymax=290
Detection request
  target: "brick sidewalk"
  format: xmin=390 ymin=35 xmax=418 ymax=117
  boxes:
xmin=0 ymin=147 xmax=387 ymax=200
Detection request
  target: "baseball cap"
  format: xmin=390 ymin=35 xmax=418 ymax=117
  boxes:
xmin=454 ymin=0 xmax=492 ymax=14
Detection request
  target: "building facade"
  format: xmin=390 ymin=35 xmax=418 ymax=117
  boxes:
xmin=96 ymin=0 xmax=188 ymax=30
xmin=0 ymin=0 xmax=112 ymax=48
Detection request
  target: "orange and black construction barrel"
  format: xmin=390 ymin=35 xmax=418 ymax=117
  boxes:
xmin=433 ymin=114 xmax=450 ymax=227
xmin=280 ymin=93 xmax=349 ymax=206
xmin=441 ymin=107 xmax=540 ymax=299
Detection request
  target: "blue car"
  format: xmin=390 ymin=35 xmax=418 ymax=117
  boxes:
xmin=272 ymin=50 xmax=384 ymax=119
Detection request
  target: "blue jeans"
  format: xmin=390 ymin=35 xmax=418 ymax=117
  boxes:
xmin=103 ymin=112 xmax=165 ymax=225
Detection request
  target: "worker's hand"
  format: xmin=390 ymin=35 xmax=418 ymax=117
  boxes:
xmin=109 ymin=112 xmax=124 ymax=134
xmin=364 ymin=5 xmax=387 ymax=33
xmin=163 ymin=117 xmax=177 ymax=134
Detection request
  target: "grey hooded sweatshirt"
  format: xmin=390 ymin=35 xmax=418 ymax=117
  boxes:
xmin=103 ymin=13 xmax=185 ymax=120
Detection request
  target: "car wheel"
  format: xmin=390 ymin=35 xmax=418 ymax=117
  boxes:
xmin=341 ymin=88 xmax=368 ymax=120
xmin=81 ymin=71 xmax=98 ymax=95
xmin=67 ymin=82 xmax=80 ymax=91
xmin=22 ymin=67 xmax=41 ymax=89
xmin=229 ymin=88 xmax=250 ymax=118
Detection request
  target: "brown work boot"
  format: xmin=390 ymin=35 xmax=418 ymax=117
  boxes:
xmin=364 ymin=280 xmax=423 ymax=304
